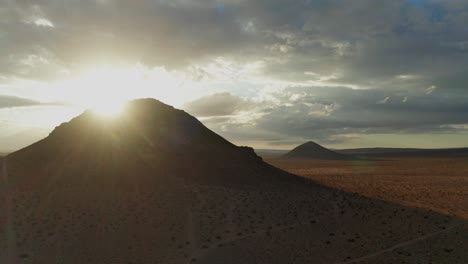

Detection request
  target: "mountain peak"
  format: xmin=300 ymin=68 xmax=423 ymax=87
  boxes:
xmin=284 ymin=141 xmax=355 ymax=160
xmin=303 ymin=141 xmax=321 ymax=147
xmin=11 ymin=98 xmax=262 ymax=167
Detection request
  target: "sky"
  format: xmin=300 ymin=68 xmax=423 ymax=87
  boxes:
xmin=0 ymin=0 xmax=467 ymax=152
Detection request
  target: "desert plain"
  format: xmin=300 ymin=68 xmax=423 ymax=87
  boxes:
xmin=266 ymin=156 xmax=468 ymax=220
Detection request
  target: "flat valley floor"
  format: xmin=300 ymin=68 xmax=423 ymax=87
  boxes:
xmin=266 ymin=157 xmax=468 ymax=220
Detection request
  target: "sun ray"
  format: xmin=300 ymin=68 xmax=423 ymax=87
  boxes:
xmin=91 ymin=100 xmax=125 ymax=118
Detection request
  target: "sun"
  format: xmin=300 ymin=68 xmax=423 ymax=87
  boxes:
xmin=91 ymin=99 xmax=126 ymax=118
xmin=60 ymin=65 xmax=137 ymax=118
xmin=49 ymin=63 xmax=193 ymax=120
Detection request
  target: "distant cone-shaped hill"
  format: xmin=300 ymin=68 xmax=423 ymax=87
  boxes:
xmin=1 ymin=99 xmax=465 ymax=264
xmin=284 ymin=141 xmax=356 ymax=160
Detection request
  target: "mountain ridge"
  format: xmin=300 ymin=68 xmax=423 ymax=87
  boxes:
xmin=5 ymin=98 xmax=301 ymax=188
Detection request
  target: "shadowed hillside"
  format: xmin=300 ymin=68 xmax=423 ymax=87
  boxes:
xmin=1 ymin=99 xmax=466 ymax=264
xmin=284 ymin=141 xmax=356 ymax=160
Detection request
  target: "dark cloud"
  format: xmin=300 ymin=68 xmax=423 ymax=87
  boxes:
xmin=0 ymin=0 xmax=259 ymax=79
xmin=252 ymin=0 xmax=468 ymax=90
xmin=1 ymin=0 xmax=467 ymax=81
xmin=260 ymin=86 xmax=468 ymax=132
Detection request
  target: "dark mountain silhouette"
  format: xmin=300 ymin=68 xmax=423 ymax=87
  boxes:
xmin=1 ymin=99 xmax=465 ymax=264
xmin=284 ymin=141 xmax=356 ymax=160
xmin=7 ymin=98 xmax=278 ymax=186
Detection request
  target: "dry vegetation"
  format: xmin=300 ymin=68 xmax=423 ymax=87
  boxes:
xmin=2 ymin=154 xmax=467 ymax=263
xmin=266 ymin=157 xmax=468 ymax=219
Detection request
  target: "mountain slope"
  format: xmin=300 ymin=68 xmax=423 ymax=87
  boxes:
xmin=6 ymin=99 xmax=273 ymax=186
xmin=284 ymin=141 xmax=356 ymax=160
xmin=0 ymin=99 xmax=466 ymax=264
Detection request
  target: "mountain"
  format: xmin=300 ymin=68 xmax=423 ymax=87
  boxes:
xmin=283 ymin=141 xmax=356 ymax=160
xmin=337 ymin=147 xmax=468 ymax=157
xmin=1 ymin=99 xmax=465 ymax=264
xmin=6 ymin=99 xmax=273 ymax=186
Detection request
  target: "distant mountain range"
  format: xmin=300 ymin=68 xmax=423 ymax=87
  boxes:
xmin=336 ymin=147 xmax=468 ymax=157
xmin=257 ymin=145 xmax=468 ymax=159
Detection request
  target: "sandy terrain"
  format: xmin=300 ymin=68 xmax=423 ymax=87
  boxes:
xmin=1 ymin=154 xmax=467 ymax=263
xmin=266 ymin=157 xmax=468 ymax=220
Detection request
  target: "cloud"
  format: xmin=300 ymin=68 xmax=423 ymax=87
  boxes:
xmin=425 ymin=85 xmax=437 ymax=94
xmin=195 ymin=85 xmax=468 ymax=147
xmin=377 ymin=97 xmax=391 ymax=104
xmin=1 ymin=0 xmax=467 ymax=84
xmin=0 ymin=95 xmax=45 ymax=109
xmin=1 ymin=0 xmax=468 ymax=149
xmin=31 ymin=18 xmax=54 ymax=27
xmin=0 ymin=0 xmax=260 ymax=79
xmin=183 ymin=93 xmax=254 ymax=117
xmin=22 ymin=5 xmax=55 ymax=27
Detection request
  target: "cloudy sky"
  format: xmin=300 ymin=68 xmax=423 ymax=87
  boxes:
xmin=1 ymin=0 xmax=467 ymax=152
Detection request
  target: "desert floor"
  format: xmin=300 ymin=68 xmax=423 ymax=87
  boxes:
xmin=0 ymin=155 xmax=466 ymax=263
xmin=266 ymin=157 xmax=468 ymax=220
